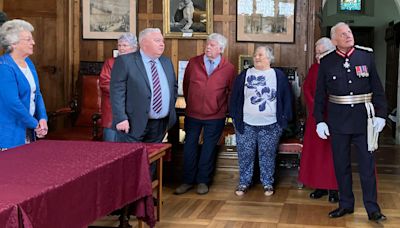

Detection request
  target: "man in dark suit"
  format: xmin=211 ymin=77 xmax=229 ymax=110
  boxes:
xmin=110 ymin=27 xmax=177 ymax=144
xmin=110 ymin=27 xmax=177 ymax=226
xmin=314 ymin=22 xmax=387 ymax=222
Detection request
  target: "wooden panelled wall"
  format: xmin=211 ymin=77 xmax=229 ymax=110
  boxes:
xmin=74 ymin=0 xmax=322 ymax=84
xmin=1 ymin=0 xmax=70 ymax=112
xmin=0 ymin=0 xmax=322 ymax=111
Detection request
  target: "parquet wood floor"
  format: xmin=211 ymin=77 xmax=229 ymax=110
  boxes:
xmin=91 ymin=133 xmax=400 ymax=227
xmin=92 ymin=170 xmax=400 ymax=227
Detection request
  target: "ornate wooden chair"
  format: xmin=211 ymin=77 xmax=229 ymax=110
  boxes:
xmin=46 ymin=61 xmax=103 ymax=141
xmin=275 ymin=67 xmax=305 ymax=188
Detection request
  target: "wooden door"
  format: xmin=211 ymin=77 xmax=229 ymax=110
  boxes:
xmin=2 ymin=0 xmax=70 ymax=112
xmin=385 ymin=22 xmax=400 ymax=115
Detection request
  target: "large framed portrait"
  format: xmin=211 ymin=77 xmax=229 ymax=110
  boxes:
xmin=82 ymin=0 xmax=137 ymax=39
xmin=236 ymin=0 xmax=296 ymax=43
xmin=163 ymin=0 xmax=213 ymax=39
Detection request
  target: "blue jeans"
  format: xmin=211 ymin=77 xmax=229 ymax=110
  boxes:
xmin=103 ymin=128 xmax=118 ymax=142
xmin=182 ymin=117 xmax=226 ymax=184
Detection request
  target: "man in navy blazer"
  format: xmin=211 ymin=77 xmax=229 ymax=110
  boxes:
xmin=110 ymin=28 xmax=177 ymax=143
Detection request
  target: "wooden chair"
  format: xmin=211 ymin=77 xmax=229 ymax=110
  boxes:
xmin=275 ymin=67 xmax=305 ymax=188
xmin=46 ymin=61 xmax=103 ymax=141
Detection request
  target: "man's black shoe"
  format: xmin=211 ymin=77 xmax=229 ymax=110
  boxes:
xmin=368 ymin=211 xmax=387 ymax=222
xmin=309 ymin=189 xmax=328 ymax=199
xmin=329 ymin=207 xmax=354 ymax=218
xmin=328 ymin=190 xmax=339 ymax=203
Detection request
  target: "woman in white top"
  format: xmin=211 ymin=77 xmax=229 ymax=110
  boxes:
xmin=0 ymin=19 xmax=48 ymax=150
xmin=230 ymin=46 xmax=292 ymax=196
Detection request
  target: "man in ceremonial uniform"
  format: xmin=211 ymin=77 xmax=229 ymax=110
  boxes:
xmin=314 ymin=22 xmax=387 ymax=222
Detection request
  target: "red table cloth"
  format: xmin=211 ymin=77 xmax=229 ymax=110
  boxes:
xmin=0 ymin=140 xmax=155 ymax=228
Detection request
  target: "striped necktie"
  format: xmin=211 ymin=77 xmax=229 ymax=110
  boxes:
xmin=150 ymin=60 xmax=162 ymax=113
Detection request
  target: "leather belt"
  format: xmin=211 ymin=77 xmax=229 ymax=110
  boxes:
xmin=328 ymin=93 xmax=372 ymax=104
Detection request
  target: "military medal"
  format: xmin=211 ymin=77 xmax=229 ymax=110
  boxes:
xmin=355 ymin=65 xmax=369 ymax=78
xmin=362 ymin=65 xmax=369 ymax=77
xmin=343 ymin=58 xmax=350 ymax=70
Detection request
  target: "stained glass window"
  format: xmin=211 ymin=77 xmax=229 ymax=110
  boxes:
xmin=339 ymin=0 xmax=362 ymax=11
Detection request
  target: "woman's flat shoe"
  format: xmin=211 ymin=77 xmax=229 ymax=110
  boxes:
xmin=235 ymin=185 xmax=248 ymax=196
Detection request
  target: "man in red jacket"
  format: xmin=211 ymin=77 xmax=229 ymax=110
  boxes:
xmin=175 ymin=33 xmax=235 ymax=195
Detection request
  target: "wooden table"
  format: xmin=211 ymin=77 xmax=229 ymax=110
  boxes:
xmin=138 ymin=143 xmax=171 ymax=227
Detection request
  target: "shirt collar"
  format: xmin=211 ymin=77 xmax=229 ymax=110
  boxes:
xmin=203 ymin=54 xmax=221 ymax=64
xmin=336 ymin=47 xmax=355 ymax=58
xmin=140 ymin=50 xmax=158 ymax=63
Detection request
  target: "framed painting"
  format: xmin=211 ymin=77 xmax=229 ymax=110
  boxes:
xmin=112 ymin=49 xmax=119 ymax=58
xmin=82 ymin=0 xmax=137 ymax=39
xmin=163 ymin=0 xmax=213 ymax=39
xmin=177 ymin=60 xmax=189 ymax=96
xmin=236 ymin=0 xmax=296 ymax=43
xmin=238 ymin=55 xmax=253 ymax=73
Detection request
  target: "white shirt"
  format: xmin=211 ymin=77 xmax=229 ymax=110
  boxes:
xmin=243 ymin=67 xmax=277 ymax=126
xmin=18 ymin=65 xmax=36 ymax=116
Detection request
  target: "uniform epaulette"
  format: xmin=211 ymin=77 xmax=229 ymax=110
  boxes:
xmin=355 ymin=45 xmax=373 ymax=52
xmin=319 ymin=49 xmax=335 ymax=59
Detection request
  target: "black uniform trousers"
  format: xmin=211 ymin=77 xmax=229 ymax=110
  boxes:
xmin=330 ymin=132 xmax=380 ymax=215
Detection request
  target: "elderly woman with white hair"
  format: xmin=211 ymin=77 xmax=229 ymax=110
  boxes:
xmin=174 ymin=33 xmax=236 ymax=195
xmin=298 ymin=37 xmax=339 ymax=203
xmin=230 ymin=46 xmax=292 ymax=196
xmin=0 ymin=19 xmax=48 ymax=150
xmin=99 ymin=32 xmax=137 ymax=142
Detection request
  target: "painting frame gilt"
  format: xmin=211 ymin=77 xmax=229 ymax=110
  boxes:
xmin=236 ymin=0 xmax=296 ymax=43
xmin=82 ymin=0 xmax=137 ymax=39
xmin=163 ymin=0 xmax=213 ymax=39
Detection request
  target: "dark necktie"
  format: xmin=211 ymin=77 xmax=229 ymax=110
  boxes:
xmin=208 ymin=60 xmax=214 ymax=76
xmin=150 ymin=60 xmax=162 ymax=113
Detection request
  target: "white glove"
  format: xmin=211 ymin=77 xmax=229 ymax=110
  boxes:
xmin=373 ymin=117 xmax=386 ymax=133
xmin=316 ymin=122 xmax=330 ymax=139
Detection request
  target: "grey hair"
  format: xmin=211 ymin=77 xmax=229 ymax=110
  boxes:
xmin=207 ymin=33 xmax=227 ymax=53
xmin=315 ymin=37 xmax=335 ymax=52
xmin=138 ymin=28 xmax=162 ymax=44
xmin=0 ymin=19 xmax=34 ymax=52
xmin=330 ymin=22 xmax=349 ymax=40
xmin=118 ymin=32 xmax=137 ymax=48
xmin=255 ymin=45 xmax=275 ymax=63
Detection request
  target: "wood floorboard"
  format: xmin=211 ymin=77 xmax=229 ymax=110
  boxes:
xmin=91 ymin=143 xmax=400 ymax=227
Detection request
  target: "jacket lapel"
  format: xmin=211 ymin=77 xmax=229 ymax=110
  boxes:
xmin=6 ymin=54 xmax=31 ymax=89
xmin=159 ymin=57 xmax=172 ymax=90
xmin=134 ymin=52 xmax=151 ymax=90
